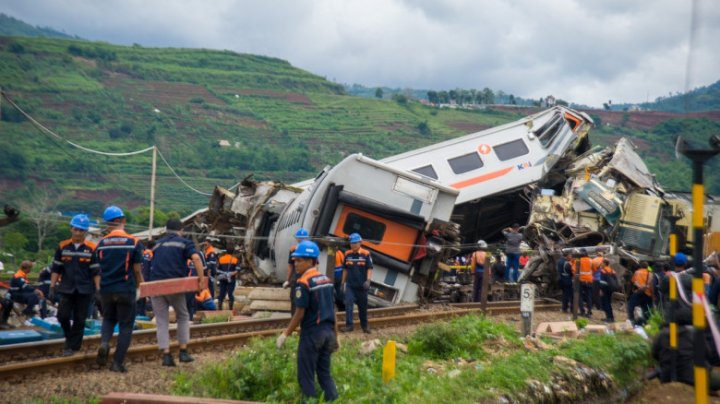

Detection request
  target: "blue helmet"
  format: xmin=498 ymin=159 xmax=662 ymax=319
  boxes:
xmin=291 ymin=240 xmax=320 ymax=259
xmin=349 ymin=233 xmax=362 ymax=243
xmin=674 ymin=252 xmax=688 ymax=266
xmin=295 ymin=228 xmax=309 ymax=239
xmin=103 ymin=205 xmax=124 ymax=222
xmin=69 ymin=214 xmax=90 ymax=231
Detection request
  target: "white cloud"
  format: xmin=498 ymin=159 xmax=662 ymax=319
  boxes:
xmin=1 ymin=0 xmax=718 ymax=106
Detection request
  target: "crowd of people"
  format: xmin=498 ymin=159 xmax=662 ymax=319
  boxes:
xmin=1 ymin=210 xmax=373 ymax=401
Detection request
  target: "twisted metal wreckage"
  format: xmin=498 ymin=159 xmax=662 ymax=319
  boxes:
xmin=168 ymin=106 xmax=712 ymax=304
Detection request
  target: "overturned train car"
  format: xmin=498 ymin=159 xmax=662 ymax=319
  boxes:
xmin=203 ymin=154 xmax=461 ymax=306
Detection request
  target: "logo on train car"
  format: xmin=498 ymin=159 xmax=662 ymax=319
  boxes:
xmin=516 ymin=161 xmax=532 ymax=170
xmin=478 ymin=144 xmax=492 ymax=155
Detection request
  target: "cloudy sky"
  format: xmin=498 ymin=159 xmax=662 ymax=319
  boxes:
xmin=1 ymin=0 xmax=718 ymax=107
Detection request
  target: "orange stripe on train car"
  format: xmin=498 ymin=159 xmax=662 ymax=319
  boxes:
xmin=334 ymin=206 xmax=419 ymax=262
xmin=450 ymin=166 xmax=513 ymax=189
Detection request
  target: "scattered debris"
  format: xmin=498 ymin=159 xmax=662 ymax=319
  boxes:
xmin=535 ymin=321 xmax=579 ymax=338
xmin=360 ymin=339 xmax=382 ymax=355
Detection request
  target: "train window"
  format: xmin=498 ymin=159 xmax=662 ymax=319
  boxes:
xmin=447 ymin=152 xmax=484 ymax=174
xmin=412 ymin=165 xmax=438 ymax=180
xmin=343 ymin=213 xmax=386 ymax=242
xmin=494 ymin=139 xmax=529 ymax=161
xmin=534 ymin=113 xmax=564 ymax=148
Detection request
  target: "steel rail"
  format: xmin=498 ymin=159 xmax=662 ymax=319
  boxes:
xmin=1 ymin=300 xmax=551 ymax=363
xmin=0 ymin=300 xmax=561 ymax=380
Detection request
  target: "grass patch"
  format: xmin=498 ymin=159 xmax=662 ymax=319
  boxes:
xmin=200 ymin=313 xmax=232 ymax=324
xmin=173 ymin=314 xmax=650 ymax=403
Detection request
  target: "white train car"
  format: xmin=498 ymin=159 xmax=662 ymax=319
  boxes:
xmin=221 ymin=154 xmax=459 ymax=306
xmin=381 ymin=106 xmax=594 ymax=242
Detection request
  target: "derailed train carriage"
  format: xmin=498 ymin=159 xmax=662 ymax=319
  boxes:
xmin=184 ymin=106 xmax=704 ymax=304
xmin=199 ymin=154 xmax=461 ymax=306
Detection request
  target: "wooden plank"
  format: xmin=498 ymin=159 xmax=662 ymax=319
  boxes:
xmin=249 ymin=300 xmax=291 ymax=312
xmin=139 ymin=277 xmax=207 ymax=298
xmin=247 ymin=287 xmax=290 ymax=301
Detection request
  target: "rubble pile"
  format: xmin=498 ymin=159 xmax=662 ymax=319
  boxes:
xmin=521 ymin=138 xmax=680 ymax=289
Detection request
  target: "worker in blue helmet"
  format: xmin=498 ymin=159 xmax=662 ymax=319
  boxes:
xmin=50 ymin=214 xmax=100 ymax=356
xmin=94 ymin=205 xmax=145 ymax=372
xmin=284 ymin=228 xmax=310 ymax=315
xmin=341 ymin=233 xmax=373 ymax=333
xmin=277 ymin=240 xmax=338 ymax=401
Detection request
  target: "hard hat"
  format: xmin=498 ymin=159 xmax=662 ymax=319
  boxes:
xmin=290 ymin=240 xmax=320 ymax=259
xmin=674 ymin=252 xmax=688 ymax=266
xmin=69 ymin=214 xmax=90 ymax=231
xmin=349 ymin=233 xmax=362 ymax=243
xmin=295 ymin=228 xmax=309 ymax=239
xmin=103 ymin=205 xmax=124 ymax=222
xmin=477 ymin=240 xmax=488 ymax=249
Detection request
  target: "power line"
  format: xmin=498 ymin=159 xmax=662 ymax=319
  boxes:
xmin=0 ymin=90 xmax=242 ymax=198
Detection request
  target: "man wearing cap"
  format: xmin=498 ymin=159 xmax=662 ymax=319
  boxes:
xmin=94 ymin=206 xmax=144 ymax=373
xmin=502 ymin=224 xmax=524 ymax=283
xmin=285 ymin=228 xmax=309 ymax=315
xmin=341 ymin=233 xmax=373 ymax=333
xmin=470 ymin=240 xmax=489 ymax=302
xmin=50 ymin=214 xmax=100 ymax=356
xmin=150 ymin=218 xmax=205 ymax=366
xmin=277 ymin=240 xmax=339 ymax=401
xmin=10 ymin=260 xmax=43 ymax=318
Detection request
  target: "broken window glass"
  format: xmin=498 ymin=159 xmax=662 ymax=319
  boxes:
xmin=534 ymin=113 xmax=564 ymax=148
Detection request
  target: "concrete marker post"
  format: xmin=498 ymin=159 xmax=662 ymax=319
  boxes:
xmin=521 ymin=283 xmax=535 ymax=337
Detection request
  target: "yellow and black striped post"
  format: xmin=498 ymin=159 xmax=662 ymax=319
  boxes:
xmin=691 ymin=164 xmax=708 ymax=404
xmin=669 ymin=233 xmax=678 ymax=382
xmin=677 ymin=135 xmax=720 ymax=404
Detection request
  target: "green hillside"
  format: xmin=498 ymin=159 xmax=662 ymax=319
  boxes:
xmin=0 ymin=36 xmax=526 ymax=216
xmin=642 ymin=80 xmax=720 ymax=113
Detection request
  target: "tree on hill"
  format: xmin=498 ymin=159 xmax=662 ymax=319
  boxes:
xmin=18 ymin=189 xmax=66 ymax=252
xmin=375 ymin=88 xmax=383 ymax=99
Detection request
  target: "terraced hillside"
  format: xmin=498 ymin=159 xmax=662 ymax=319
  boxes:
xmin=0 ymin=36 xmax=719 ymax=217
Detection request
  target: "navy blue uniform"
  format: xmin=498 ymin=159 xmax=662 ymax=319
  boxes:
xmin=343 ymin=248 xmax=373 ymax=330
xmin=557 ymin=258 xmax=574 ymax=312
xmin=295 ymin=268 xmax=338 ymax=401
xmin=217 ymin=254 xmax=239 ymax=310
xmin=204 ymin=245 xmax=218 ymax=298
xmin=150 ymin=234 xmax=197 ymax=281
xmin=10 ymin=269 xmax=40 ymax=316
xmin=51 ymin=239 xmax=99 ymax=351
xmin=94 ymin=229 xmax=143 ymax=367
xmin=136 ymin=249 xmax=153 ymax=316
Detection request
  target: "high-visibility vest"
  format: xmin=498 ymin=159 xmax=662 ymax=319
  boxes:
xmin=578 ymin=257 xmax=593 ymax=283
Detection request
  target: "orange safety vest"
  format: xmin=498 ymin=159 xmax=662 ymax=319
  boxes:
xmin=578 ymin=257 xmax=593 ymax=283
xmin=600 ymin=265 xmax=616 ymax=276
xmin=195 ymin=288 xmax=212 ymax=302
xmin=14 ymin=269 xmax=29 ymax=281
xmin=631 ymin=268 xmax=653 ymax=297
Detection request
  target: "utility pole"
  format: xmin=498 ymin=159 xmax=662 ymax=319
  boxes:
xmin=148 ymin=145 xmax=157 ymax=239
xmin=676 ymin=135 xmax=720 ymax=404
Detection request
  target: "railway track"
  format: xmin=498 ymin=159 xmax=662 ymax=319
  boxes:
xmin=0 ymin=299 xmax=560 ymax=381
